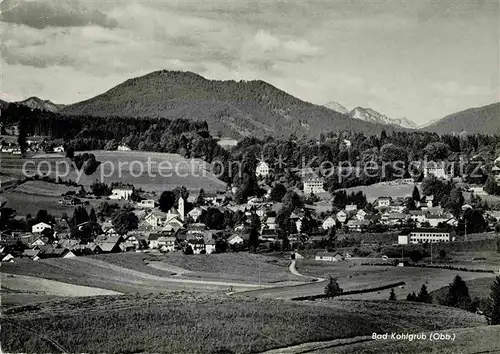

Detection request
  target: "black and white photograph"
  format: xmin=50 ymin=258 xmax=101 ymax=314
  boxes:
xmin=1 ymin=0 xmax=499 ymax=353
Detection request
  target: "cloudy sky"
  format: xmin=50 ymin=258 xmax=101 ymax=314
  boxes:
xmin=1 ymin=0 xmax=498 ymax=125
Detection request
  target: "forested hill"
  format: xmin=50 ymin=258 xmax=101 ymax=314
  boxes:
xmin=424 ymin=102 xmax=500 ymax=134
xmin=61 ymin=70 xmax=399 ymax=138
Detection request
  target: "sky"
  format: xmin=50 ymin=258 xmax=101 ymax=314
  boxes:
xmin=1 ymin=0 xmax=498 ymax=125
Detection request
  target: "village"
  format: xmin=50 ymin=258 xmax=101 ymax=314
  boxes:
xmin=2 ymin=149 xmax=500 ymax=265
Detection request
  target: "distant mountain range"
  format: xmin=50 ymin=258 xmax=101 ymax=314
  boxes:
xmin=14 ymin=97 xmax=63 ymax=113
xmin=323 ymin=102 xmax=418 ymax=129
xmin=323 ymin=101 xmax=349 ymax=115
xmin=5 ymin=70 xmax=499 ymax=136
xmin=423 ymin=102 xmax=500 ymax=134
xmin=58 ymin=70 xmax=399 ymax=138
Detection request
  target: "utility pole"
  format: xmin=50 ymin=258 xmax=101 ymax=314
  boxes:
xmin=430 ymin=241 xmax=433 ymax=265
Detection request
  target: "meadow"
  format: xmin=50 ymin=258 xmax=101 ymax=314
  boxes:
xmin=143 ymin=252 xmax=308 ymax=283
xmin=1 ymin=294 xmax=486 ymax=354
xmin=13 ymin=180 xmax=80 ymax=197
xmin=1 ymin=253 xmax=306 ymax=296
xmin=242 ymin=260 xmax=497 ymax=300
xmin=0 ymin=150 xmax=227 ymax=193
xmin=1 ymin=191 xmax=105 ymax=217
xmin=344 ymin=181 xmax=416 ymax=202
xmin=430 ymin=276 xmax=497 ymax=302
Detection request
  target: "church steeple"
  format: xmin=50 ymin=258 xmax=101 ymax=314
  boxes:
xmin=178 ymin=196 xmax=185 ymax=221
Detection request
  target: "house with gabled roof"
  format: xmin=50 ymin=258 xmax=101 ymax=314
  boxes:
xmin=187 ymin=207 xmax=205 ymax=222
xmin=1 ymin=253 xmax=14 ymax=262
xmin=32 ymin=222 xmax=52 ymax=234
xmin=315 ymin=252 xmax=344 ymax=262
xmin=227 ymin=234 xmax=244 ymax=245
xmin=186 ymin=239 xmax=206 ymax=254
xmin=336 ymin=210 xmax=347 ymax=223
xmin=145 ymin=210 xmax=168 ymax=228
xmin=355 ymin=209 xmax=368 ymax=221
xmin=158 ymin=236 xmax=176 ymax=252
xmin=322 ymin=216 xmax=336 ymax=230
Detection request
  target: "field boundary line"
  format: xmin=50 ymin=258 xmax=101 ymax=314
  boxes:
xmin=2 ymin=317 xmax=69 ymax=354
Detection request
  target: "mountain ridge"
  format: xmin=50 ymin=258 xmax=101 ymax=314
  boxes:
xmin=60 ymin=70 xmax=403 ymax=138
xmin=15 ymin=97 xmax=63 ymax=113
xmin=424 ymin=102 xmax=500 ymax=134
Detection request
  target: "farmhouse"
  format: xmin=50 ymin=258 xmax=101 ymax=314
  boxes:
xmin=355 ymin=209 xmax=368 ymax=221
xmin=227 ymin=234 xmax=244 ymax=245
xmin=1 ymin=253 xmax=14 ymax=262
xmin=148 ymin=233 xmax=160 ymax=249
xmin=158 ymin=236 xmax=176 ymax=252
xmin=322 ymin=216 xmax=336 ymax=230
xmin=205 ymin=239 xmax=216 ymax=254
xmin=95 ymin=235 xmax=125 ymax=253
xmin=427 ymin=214 xmax=457 ymax=227
xmin=315 ymin=252 xmax=344 ymax=262
xmin=255 ymin=161 xmax=270 ymax=178
xmin=188 ymin=207 xmax=204 ymax=221
xmin=145 ymin=210 xmax=168 ymax=228
xmin=109 ymin=187 xmax=133 ymax=200
xmin=137 ymin=199 xmax=155 ymax=209
xmin=117 ymin=144 xmax=131 ymax=151
xmin=53 ymin=145 xmax=65 ymax=153
xmin=492 ymin=165 xmax=500 ymax=184
xmin=187 ymin=239 xmax=206 ymax=254
xmin=398 ymin=228 xmax=455 ymax=244
xmin=346 ymin=219 xmax=370 ymax=232
xmin=423 ymin=161 xmax=452 ymax=179
xmin=336 ymin=210 xmax=347 ymax=223
xmin=376 ymin=197 xmax=392 ymax=208
xmin=32 ymin=222 xmax=52 ymax=233
xmin=303 ymin=178 xmax=325 ymax=194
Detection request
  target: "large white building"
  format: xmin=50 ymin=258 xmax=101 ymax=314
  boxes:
xmin=117 ymin=144 xmax=131 ymax=151
xmin=303 ymin=178 xmax=325 ymax=194
xmin=423 ymin=161 xmax=452 ymax=179
xmin=398 ymin=228 xmax=455 ymax=244
xmin=255 ymin=161 xmax=270 ymax=178
xmin=109 ymin=187 xmax=133 ymax=200
xmin=32 ymin=222 xmax=52 ymax=233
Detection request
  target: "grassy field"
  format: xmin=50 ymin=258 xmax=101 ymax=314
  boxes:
xmin=344 ymin=182 xmax=417 ymax=202
xmin=1 ymin=294 xmax=486 ymax=354
xmin=242 ymin=260 xmax=496 ymax=300
xmin=1 ymin=253 xmax=304 ymax=296
xmin=0 ymin=150 xmax=226 ymax=192
xmin=13 ymin=180 xmax=80 ymax=196
xmin=1 ymin=273 xmax=120 ymax=297
xmin=0 ymin=191 xmax=107 ymax=217
xmin=430 ymin=276 xmax=496 ymax=302
xmin=144 ymin=253 xmax=307 ymax=283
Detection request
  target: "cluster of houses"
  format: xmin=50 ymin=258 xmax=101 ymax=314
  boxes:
xmin=322 ymin=194 xmax=458 ymax=236
xmin=2 ymin=152 xmax=499 ymax=264
xmin=0 ymin=192 xmax=263 ymax=262
xmin=0 ymin=134 xmax=65 ymax=155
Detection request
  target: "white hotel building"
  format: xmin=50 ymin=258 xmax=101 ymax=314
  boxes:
xmin=398 ymin=228 xmax=455 ymax=244
xmin=303 ymin=178 xmax=326 ymax=194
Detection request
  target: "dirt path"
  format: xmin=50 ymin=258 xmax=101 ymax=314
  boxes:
xmin=289 ymin=261 xmax=325 ymax=282
xmin=147 ymin=261 xmax=192 ymax=276
xmin=69 ymin=257 xmax=270 ymax=290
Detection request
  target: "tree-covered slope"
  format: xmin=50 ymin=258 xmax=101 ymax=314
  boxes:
xmin=61 ymin=70 xmax=399 ymax=138
xmin=424 ymin=102 xmax=500 ymax=134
